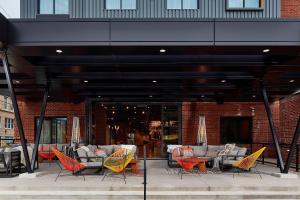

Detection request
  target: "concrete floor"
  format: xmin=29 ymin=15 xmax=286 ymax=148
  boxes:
xmin=0 ymin=160 xmax=299 ymax=199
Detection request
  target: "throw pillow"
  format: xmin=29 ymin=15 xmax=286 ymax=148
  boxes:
xmin=95 ymin=148 xmax=107 ymax=158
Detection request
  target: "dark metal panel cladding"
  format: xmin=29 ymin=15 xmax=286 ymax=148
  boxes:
xmin=215 ymin=20 xmax=300 ymax=44
xmin=110 ymin=21 xmax=214 ymax=42
xmin=9 ymin=21 xmax=110 ymax=45
xmin=23 ymin=0 xmax=280 ymax=19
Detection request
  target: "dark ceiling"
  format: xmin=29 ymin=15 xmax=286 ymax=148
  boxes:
xmin=1 ymin=45 xmax=300 ymax=103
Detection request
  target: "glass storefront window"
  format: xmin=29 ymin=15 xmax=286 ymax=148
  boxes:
xmin=36 ymin=117 xmax=67 ymax=144
xmin=106 ymin=0 xmax=136 ymax=10
xmin=0 ymin=0 xmax=20 ymax=18
xmin=167 ymin=0 xmax=198 ymax=10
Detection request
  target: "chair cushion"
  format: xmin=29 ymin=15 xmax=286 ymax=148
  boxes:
xmin=76 ymin=147 xmax=88 ymax=162
xmin=82 ymin=161 xmax=102 ymax=168
xmin=99 ymin=145 xmax=114 ymax=155
xmin=237 ymin=147 xmax=247 ymax=160
xmin=191 ymin=146 xmax=207 ymax=157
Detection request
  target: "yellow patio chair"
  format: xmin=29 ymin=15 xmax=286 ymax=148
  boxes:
xmin=102 ymin=148 xmax=133 ymax=183
xmin=232 ymin=147 xmax=266 ymax=178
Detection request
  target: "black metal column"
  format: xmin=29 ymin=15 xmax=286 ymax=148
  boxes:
xmin=283 ymin=117 xmax=300 ymax=173
xmin=1 ymin=51 xmax=32 ymax=173
xmin=31 ymin=86 xmax=49 ymax=171
xmin=261 ymin=85 xmax=284 ymax=172
xmin=85 ymin=99 xmax=92 ymax=145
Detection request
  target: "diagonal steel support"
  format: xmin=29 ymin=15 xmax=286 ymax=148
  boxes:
xmin=283 ymin=117 xmax=300 ymax=173
xmin=261 ymin=85 xmax=284 ymax=173
xmin=0 ymin=50 xmax=32 ymax=173
xmin=31 ymin=86 xmax=49 ymax=171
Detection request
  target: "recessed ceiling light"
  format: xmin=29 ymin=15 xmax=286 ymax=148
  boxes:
xmin=98 ymin=96 xmax=101 ymax=98
xmin=290 ymin=79 xmax=295 ymax=83
xmin=142 ymin=111 xmax=145 ymax=114
xmin=160 ymin=49 xmax=166 ymax=53
xmin=149 ymin=95 xmax=153 ymax=98
xmin=126 ymin=106 xmax=129 ymax=110
xmin=15 ymin=80 xmax=20 ymax=84
xmin=263 ymin=49 xmax=270 ymax=53
xmin=152 ymin=80 xmax=157 ymax=83
xmin=47 ymin=96 xmax=50 ymax=98
xmin=252 ymin=95 xmax=256 ymax=98
xmin=84 ymin=80 xmax=88 ymax=83
xmin=201 ymin=95 xmax=205 ymax=98
xmin=221 ymin=80 xmax=226 ymax=83
xmin=56 ymin=49 xmax=63 ymax=54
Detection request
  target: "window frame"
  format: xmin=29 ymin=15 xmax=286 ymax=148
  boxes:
xmin=5 ymin=118 xmax=14 ymax=130
xmin=105 ymin=0 xmax=137 ymax=10
xmin=38 ymin=0 xmax=69 ymax=15
xmin=166 ymin=0 xmax=199 ymax=10
xmin=226 ymin=0 xmax=264 ymax=11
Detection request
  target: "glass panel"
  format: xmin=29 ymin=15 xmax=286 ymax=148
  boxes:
xmin=38 ymin=119 xmax=52 ymax=144
xmin=106 ymin=0 xmax=121 ymax=9
xmin=183 ymin=0 xmax=198 ymax=9
xmin=122 ymin=0 xmax=136 ymax=9
xmin=245 ymin=0 xmax=260 ymax=8
xmin=55 ymin=118 xmax=67 ymax=144
xmin=167 ymin=0 xmax=181 ymax=9
xmin=227 ymin=0 xmax=243 ymax=8
xmin=40 ymin=0 xmax=54 ymax=14
xmin=55 ymin=0 xmax=69 ymax=14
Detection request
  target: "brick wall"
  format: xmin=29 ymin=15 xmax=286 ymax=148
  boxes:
xmin=14 ymin=101 xmax=85 ymax=143
xmin=281 ymin=0 xmax=300 ymax=17
xmin=182 ymin=101 xmax=279 ymax=145
xmin=279 ymin=94 xmax=300 ymax=162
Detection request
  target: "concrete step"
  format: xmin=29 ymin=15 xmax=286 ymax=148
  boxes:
xmin=0 ymin=190 xmax=299 ymax=200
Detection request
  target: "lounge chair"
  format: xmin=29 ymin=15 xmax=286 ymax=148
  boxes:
xmin=102 ymin=148 xmax=133 ymax=184
xmin=52 ymin=147 xmax=86 ymax=181
xmin=228 ymin=147 xmax=266 ymax=178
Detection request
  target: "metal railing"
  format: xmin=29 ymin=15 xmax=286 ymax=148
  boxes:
xmin=253 ymin=142 xmax=299 ymax=172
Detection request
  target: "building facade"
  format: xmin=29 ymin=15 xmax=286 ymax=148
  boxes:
xmin=0 ymin=0 xmax=299 ymax=167
xmin=0 ymin=95 xmax=14 ymax=146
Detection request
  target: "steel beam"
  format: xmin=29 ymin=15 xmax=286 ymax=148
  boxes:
xmin=283 ymin=117 xmax=300 ymax=173
xmin=85 ymin=99 xmax=92 ymax=145
xmin=31 ymin=86 xmax=49 ymax=171
xmin=261 ymin=85 xmax=284 ymax=172
xmin=0 ymin=51 xmax=32 ymax=173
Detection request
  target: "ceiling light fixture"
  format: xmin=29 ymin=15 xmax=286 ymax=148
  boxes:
xmin=126 ymin=106 xmax=129 ymax=110
xmin=56 ymin=49 xmax=63 ymax=54
xmin=290 ymin=79 xmax=295 ymax=83
xmin=15 ymin=80 xmax=20 ymax=84
xmin=84 ymin=80 xmax=88 ymax=83
xmin=98 ymin=96 xmax=101 ymax=98
xmin=252 ymin=95 xmax=256 ymax=98
xmin=152 ymin=80 xmax=157 ymax=83
xmin=221 ymin=80 xmax=226 ymax=83
xmin=263 ymin=49 xmax=270 ymax=53
xmin=149 ymin=95 xmax=153 ymax=98
xmin=201 ymin=95 xmax=205 ymax=98
xmin=160 ymin=49 xmax=166 ymax=53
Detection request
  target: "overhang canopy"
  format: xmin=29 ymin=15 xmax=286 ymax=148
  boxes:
xmin=1 ymin=18 xmax=300 ymax=103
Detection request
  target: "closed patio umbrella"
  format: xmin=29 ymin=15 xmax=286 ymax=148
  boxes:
xmin=71 ymin=117 xmax=80 ymax=146
xmin=197 ymin=115 xmax=207 ymax=146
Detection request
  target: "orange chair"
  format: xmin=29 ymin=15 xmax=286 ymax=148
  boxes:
xmin=52 ymin=147 xmax=86 ymax=181
xmin=39 ymin=144 xmax=57 ymax=164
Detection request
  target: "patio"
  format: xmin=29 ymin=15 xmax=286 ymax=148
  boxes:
xmin=0 ymin=160 xmax=299 ymax=200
